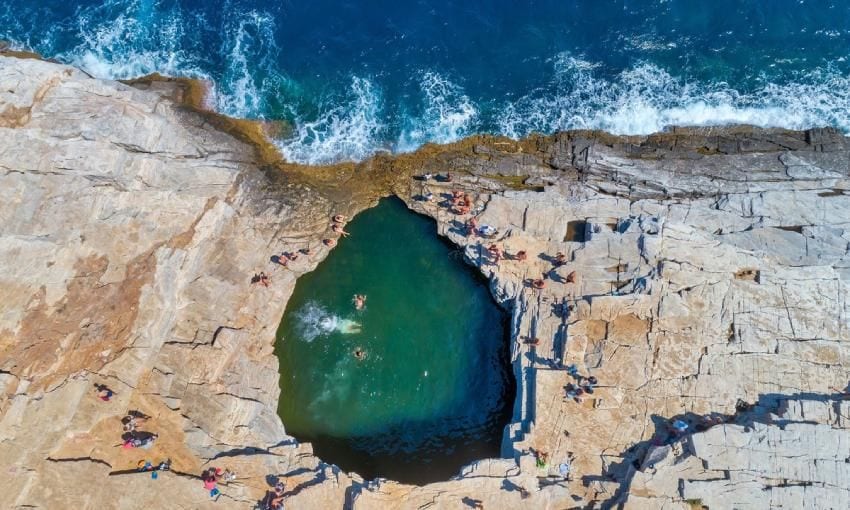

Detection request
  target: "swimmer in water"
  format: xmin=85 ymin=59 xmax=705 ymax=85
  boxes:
xmin=353 ymin=348 xmax=367 ymax=361
xmin=352 ymin=294 xmax=367 ymax=310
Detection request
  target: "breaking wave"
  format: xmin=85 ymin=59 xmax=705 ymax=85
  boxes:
xmin=496 ymin=54 xmax=850 ymax=139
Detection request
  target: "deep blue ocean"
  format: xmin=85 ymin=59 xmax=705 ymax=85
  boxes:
xmin=3 ymin=0 xmax=849 ymax=164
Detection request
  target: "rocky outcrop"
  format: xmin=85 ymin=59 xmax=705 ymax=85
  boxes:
xmin=1 ymin=54 xmax=849 ymax=509
xmin=625 ymin=394 xmax=850 ymax=509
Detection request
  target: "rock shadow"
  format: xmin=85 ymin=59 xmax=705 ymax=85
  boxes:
xmin=591 ymin=389 xmax=850 ymax=509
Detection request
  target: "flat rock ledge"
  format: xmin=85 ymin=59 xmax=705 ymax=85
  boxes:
xmin=1 ymin=55 xmax=849 ymax=509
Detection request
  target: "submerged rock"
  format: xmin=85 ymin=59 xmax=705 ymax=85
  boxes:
xmin=1 ymin=54 xmax=849 ymax=508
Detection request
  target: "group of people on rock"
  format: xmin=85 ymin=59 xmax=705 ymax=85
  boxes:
xmin=254 ymin=212 xmax=351 ymax=286
xmin=484 ymin=244 xmax=530 ymax=266
xmin=94 ymin=385 xmax=162 ymax=450
xmin=563 ymin=364 xmax=599 ymax=403
xmin=450 ymin=190 xmax=473 ymax=215
xmin=323 ymin=214 xmax=348 ymax=247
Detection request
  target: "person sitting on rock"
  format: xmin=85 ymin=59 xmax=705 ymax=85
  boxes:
xmin=515 ymin=250 xmax=528 ymax=262
xmin=122 ymin=411 xmax=149 ymax=432
xmin=323 ymin=238 xmax=337 ymax=247
xmin=252 ymin=272 xmax=271 ymax=287
xmin=332 ymin=224 xmax=350 ymax=237
xmin=333 ymin=214 xmax=347 ymax=224
xmin=138 ymin=433 xmax=158 ymax=449
xmin=202 ymin=467 xmax=220 ymax=493
xmin=532 ymin=278 xmax=546 ymax=289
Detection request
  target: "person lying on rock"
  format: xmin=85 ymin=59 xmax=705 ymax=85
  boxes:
xmin=94 ymin=383 xmax=114 ymax=402
xmin=122 ymin=412 xmax=149 ymax=432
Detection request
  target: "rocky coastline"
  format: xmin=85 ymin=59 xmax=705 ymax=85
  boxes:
xmin=1 ymin=54 xmax=849 ymax=509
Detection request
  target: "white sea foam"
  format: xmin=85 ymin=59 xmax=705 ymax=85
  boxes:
xmin=277 ymin=76 xmax=386 ymax=165
xmin=294 ymin=301 xmax=361 ymax=343
xmin=37 ymin=0 xmax=282 ymax=120
xmin=396 ymin=71 xmax=477 ymax=152
xmin=211 ymin=9 xmax=287 ymax=119
xmin=62 ymin=0 xmax=206 ymax=80
xmin=497 ymin=54 xmax=850 ymax=138
xmin=5 ymin=0 xmax=850 ymax=166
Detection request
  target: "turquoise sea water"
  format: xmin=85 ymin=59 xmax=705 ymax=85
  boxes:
xmin=2 ymin=1 xmax=850 ymax=164
xmin=275 ymin=199 xmax=513 ymax=482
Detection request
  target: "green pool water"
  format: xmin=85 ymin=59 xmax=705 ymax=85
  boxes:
xmin=275 ymin=198 xmax=514 ymax=484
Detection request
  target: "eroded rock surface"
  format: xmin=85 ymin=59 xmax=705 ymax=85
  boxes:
xmin=1 ymin=55 xmax=848 ymax=509
xmin=626 ymin=395 xmax=850 ymax=509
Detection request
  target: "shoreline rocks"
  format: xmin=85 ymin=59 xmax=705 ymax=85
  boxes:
xmin=1 ymin=54 xmax=848 ymax=509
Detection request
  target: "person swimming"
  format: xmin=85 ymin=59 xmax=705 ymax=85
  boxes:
xmin=352 ymin=294 xmax=367 ymax=310
xmin=353 ymin=348 xmax=367 ymax=361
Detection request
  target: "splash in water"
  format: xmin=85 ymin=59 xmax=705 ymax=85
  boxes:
xmin=293 ymin=301 xmax=361 ymax=342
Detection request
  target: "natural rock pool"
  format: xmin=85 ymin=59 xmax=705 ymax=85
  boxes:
xmin=276 ymin=198 xmax=514 ymax=484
